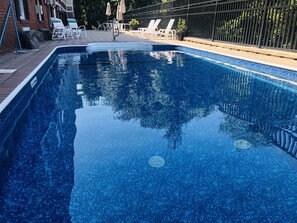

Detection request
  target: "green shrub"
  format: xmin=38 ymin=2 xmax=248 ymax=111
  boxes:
xmin=129 ymin=19 xmax=140 ymax=30
xmin=177 ymin=18 xmax=187 ymax=33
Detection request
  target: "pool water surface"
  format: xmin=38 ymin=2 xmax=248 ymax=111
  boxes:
xmin=1 ymin=49 xmax=297 ymax=222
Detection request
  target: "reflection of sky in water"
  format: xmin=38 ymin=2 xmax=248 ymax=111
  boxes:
xmin=2 ymin=50 xmax=297 ymax=222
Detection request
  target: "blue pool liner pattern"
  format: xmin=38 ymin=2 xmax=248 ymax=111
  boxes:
xmin=1 ymin=44 xmax=297 ymax=222
xmin=176 ymin=46 xmax=297 ymax=82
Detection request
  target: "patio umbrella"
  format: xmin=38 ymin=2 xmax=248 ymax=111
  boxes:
xmin=119 ymin=0 xmax=126 ymax=14
xmin=106 ymin=2 xmax=111 ymax=22
xmin=116 ymin=4 xmax=123 ymax=22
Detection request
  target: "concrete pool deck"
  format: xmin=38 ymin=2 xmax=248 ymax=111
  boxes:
xmin=0 ymin=30 xmax=297 ymax=104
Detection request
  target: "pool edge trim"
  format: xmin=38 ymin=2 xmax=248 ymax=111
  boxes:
xmin=176 ymin=42 xmax=297 ymax=73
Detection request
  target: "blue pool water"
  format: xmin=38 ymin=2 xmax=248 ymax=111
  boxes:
xmin=1 ymin=48 xmax=297 ymax=222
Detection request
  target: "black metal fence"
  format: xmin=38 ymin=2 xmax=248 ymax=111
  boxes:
xmin=124 ymin=0 xmax=297 ymax=51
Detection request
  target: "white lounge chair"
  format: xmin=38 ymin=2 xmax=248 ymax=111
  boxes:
xmin=131 ymin=19 xmax=161 ymax=36
xmin=145 ymin=19 xmax=161 ymax=34
xmin=51 ymin=17 xmax=68 ymax=40
xmin=67 ymin=18 xmax=87 ymax=39
xmin=150 ymin=19 xmax=176 ymax=39
xmin=136 ymin=19 xmax=155 ymax=32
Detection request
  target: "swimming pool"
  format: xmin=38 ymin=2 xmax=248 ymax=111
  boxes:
xmin=1 ymin=43 xmax=297 ymax=222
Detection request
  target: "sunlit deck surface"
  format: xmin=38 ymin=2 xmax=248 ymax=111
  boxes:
xmin=0 ymin=30 xmax=296 ymax=103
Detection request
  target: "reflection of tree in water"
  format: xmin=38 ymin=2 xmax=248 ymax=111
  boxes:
xmin=217 ymin=66 xmax=297 ymax=153
xmin=80 ymin=51 xmax=215 ymax=149
xmin=79 ymin=53 xmax=103 ymax=105
xmin=79 ymin=50 xmax=297 ymax=154
xmin=219 ymin=115 xmax=272 ymax=147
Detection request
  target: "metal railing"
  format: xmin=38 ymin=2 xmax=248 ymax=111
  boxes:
xmin=125 ymin=0 xmax=297 ymax=51
xmin=112 ymin=19 xmax=120 ymax=41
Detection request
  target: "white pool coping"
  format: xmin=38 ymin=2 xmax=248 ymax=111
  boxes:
xmin=176 ymin=42 xmax=297 ymax=73
xmin=0 ymin=45 xmax=66 ymax=114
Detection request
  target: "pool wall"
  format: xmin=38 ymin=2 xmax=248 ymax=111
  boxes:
xmin=0 ymin=46 xmax=85 ymax=146
xmin=0 ymin=46 xmax=85 ymax=191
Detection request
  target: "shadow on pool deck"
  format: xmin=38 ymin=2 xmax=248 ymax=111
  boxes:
xmin=0 ymin=30 xmax=296 ymax=104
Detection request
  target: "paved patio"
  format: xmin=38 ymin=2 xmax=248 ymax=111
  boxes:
xmin=0 ymin=30 xmax=296 ymax=104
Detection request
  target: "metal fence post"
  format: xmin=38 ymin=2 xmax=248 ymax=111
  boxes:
xmin=171 ymin=0 xmax=173 ymax=18
xmin=257 ymin=0 xmax=269 ymax=48
xmin=211 ymin=0 xmax=218 ymax=41
xmin=186 ymin=0 xmax=190 ymax=24
xmin=124 ymin=0 xmax=295 ymax=51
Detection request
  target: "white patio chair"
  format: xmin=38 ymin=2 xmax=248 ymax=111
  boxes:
xmin=145 ymin=19 xmax=161 ymax=33
xmin=132 ymin=19 xmax=155 ymax=32
xmin=130 ymin=19 xmax=161 ymax=36
xmin=67 ymin=18 xmax=87 ymax=39
xmin=97 ymin=21 xmax=113 ymax=31
xmin=51 ymin=17 xmax=68 ymax=40
xmin=150 ymin=19 xmax=176 ymax=39
xmin=97 ymin=21 xmax=106 ymax=30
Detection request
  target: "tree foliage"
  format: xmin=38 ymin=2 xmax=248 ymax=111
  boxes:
xmin=73 ymin=0 xmax=162 ymax=29
xmin=215 ymin=0 xmax=297 ymax=48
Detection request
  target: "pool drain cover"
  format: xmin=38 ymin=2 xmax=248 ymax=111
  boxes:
xmin=149 ymin=156 xmax=165 ymax=168
xmin=234 ymin=139 xmax=251 ymax=149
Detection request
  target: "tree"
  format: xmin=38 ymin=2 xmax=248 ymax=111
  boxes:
xmin=73 ymin=0 xmax=162 ymax=29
